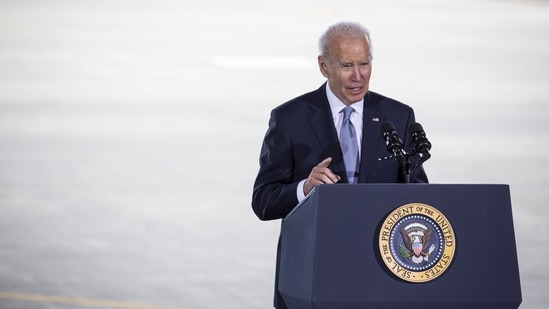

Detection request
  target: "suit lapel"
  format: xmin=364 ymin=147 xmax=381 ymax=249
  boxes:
xmin=359 ymin=92 xmax=385 ymax=182
xmin=306 ymin=84 xmax=347 ymax=180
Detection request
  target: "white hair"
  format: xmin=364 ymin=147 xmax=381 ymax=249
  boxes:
xmin=318 ymin=21 xmax=373 ymax=60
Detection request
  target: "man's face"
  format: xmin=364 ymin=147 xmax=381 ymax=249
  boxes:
xmin=318 ymin=36 xmax=372 ymax=105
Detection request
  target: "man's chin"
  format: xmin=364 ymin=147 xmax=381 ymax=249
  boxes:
xmin=345 ymin=92 xmax=367 ymax=103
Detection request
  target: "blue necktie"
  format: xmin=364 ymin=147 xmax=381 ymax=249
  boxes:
xmin=340 ymin=106 xmax=359 ymax=184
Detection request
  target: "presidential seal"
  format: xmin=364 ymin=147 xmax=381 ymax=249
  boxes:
xmin=378 ymin=203 xmax=456 ymax=283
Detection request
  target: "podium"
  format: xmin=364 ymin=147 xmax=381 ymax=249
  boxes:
xmin=279 ymin=184 xmax=521 ymax=309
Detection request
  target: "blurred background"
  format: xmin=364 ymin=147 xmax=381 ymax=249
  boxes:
xmin=0 ymin=0 xmax=548 ymax=308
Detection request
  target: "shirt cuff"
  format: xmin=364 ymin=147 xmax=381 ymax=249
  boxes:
xmin=297 ymin=179 xmax=307 ymax=203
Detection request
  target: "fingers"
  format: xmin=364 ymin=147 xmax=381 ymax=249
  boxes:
xmin=314 ymin=157 xmax=340 ymax=183
xmin=303 ymin=157 xmax=341 ymax=195
xmin=317 ymin=157 xmax=332 ymax=168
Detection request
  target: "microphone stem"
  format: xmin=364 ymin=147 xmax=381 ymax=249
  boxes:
xmin=395 ymin=151 xmax=411 ymax=183
xmin=403 ymin=160 xmax=411 ymax=183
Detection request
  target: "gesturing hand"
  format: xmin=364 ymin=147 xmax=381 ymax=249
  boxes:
xmin=303 ymin=157 xmax=341 ymax=195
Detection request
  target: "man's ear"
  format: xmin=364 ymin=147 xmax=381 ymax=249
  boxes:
xmin=318 ymin=56 xmax=329 ymax=78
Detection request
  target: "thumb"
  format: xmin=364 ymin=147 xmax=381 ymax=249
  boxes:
xmin=317 ymin=157 xmax=332 ymax=168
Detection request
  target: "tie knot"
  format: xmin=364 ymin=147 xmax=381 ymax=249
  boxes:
xmin=342 ymin=106 xmax=354 ymax=121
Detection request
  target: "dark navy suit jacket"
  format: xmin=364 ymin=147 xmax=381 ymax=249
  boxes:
xmin=251 ymin=83 xmax=428 ymax=308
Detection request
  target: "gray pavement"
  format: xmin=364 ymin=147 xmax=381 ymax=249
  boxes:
xmin=1 ymin=0 xmax=548 ymax=308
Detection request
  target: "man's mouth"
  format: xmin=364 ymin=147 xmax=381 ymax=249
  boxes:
xmin=348 ymin=86 xmax=363 ymax=93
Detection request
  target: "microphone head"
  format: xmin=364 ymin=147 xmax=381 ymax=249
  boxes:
xmin=409 ymin=122 xmax=424 ymax=134
xmin=380 ymin=121 xmax=396 ymax=136
xmin=409 ymin=122 xmax=432 ymax=153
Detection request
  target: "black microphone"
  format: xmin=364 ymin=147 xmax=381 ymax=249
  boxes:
xmin=380 ymin=121 xmax=406 ymax=158
xmin=409 ymin=122 xmax=431 ymax=163
xmin=380 ymin=121 xmax=411 ymax=183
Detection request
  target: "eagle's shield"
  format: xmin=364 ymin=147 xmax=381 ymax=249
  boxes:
xmin=412 ymin=242 xmax=423 ymax=256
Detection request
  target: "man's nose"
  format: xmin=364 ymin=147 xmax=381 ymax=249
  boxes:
xmin=351 ymin=67 xmax=362 ymax=81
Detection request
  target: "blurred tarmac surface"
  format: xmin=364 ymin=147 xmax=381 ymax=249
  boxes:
xmin=1 ymin=0 xmax=548 ymax=308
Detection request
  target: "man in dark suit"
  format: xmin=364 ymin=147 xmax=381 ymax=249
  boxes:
xmin=252 ymin=21 xmax=428 ymax=308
